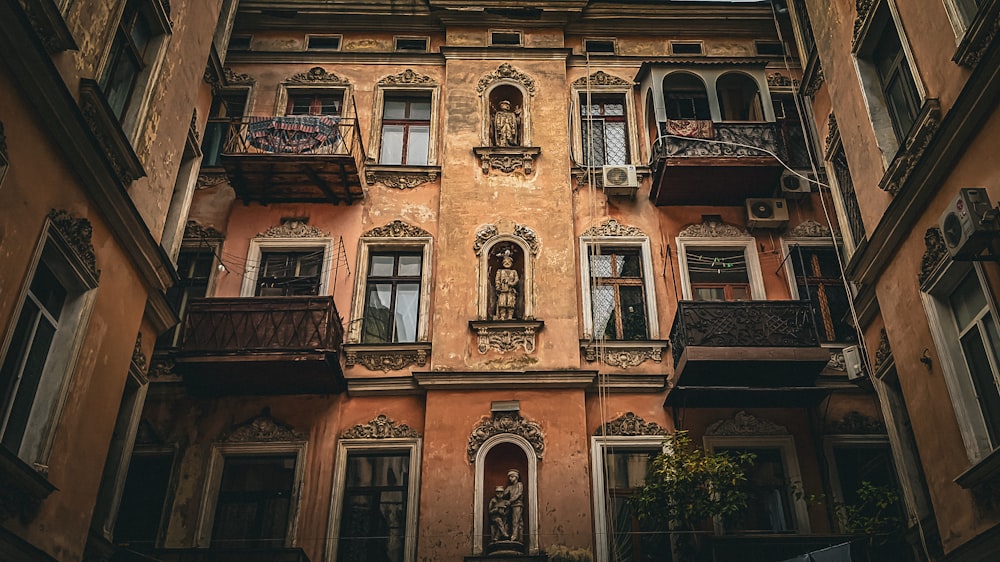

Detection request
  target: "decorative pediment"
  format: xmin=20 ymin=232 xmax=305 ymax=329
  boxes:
xmin=365 ymin=167 xmax=439 ymax=189
xmin=852 ymin=0 xmax=876 ymax=47
xmin=873 ymin=328 xmax=893 ymax=373
xmin=222 ymin=409 xmax=303 ymax=443
xmin=573 ymin=71 xmax=631 ymax=87
xmin=678 ymin=219 xmax=746 ymax=238
xmin=788 ymin=219 xmax=832 ymax=238
xmin=918 ymin=227 xmax=947 ymax=287
xmin=824 ymin=113 xmax=839 ymax=156
xmin=879 ymin=100 xmax=942 ymax=195
xmin=196 ymin=172 xmax=229 ymax=189
xmin=47 ymin=209 xmax=100 ymax=280
xmin=802 ymin=60 xmax=825 ymax=97
xmin=829 ymin=411 xmax=887 ymax=435
xmin=364 ymin=220 xmax=431 ymax=238
xmin=379 ymin=69 xmax=437 ymax=86
xmin=595 ymin=412 xmax=667 ymax=437
xmin=468 ymin=412 xmax=544 ymax=462
xmin=767 ymin=72 xmax=797 ymax=88
xmin=223 ymin=67 xmax=255 ymax=86
xmin=706 ymin=411 xmax=787 ymax=435
xmin=476 ymin=63 xmax=536 ymax=96
xmin=342 ymin=414 xmax=420 ymax=439
xmin=474 ymin=221 xmax=539 ymax=256
xmin=184 ymin=220 xmax=225 ymax=240
xmin=286 ymin=66 xmax=349 ymax=85
xmin=257 ymin=219 xmax=326 ymax=239
xmin=583 ymin=218 xmax=645 ymax=238
xmin=131 ymin=333 xmax=148 ymax=375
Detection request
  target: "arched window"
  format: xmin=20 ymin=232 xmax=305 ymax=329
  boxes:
xmin=662 ymin=72 xmax=711 ymax=120
xmin=716 ymin=72 xmax=764 ymax=121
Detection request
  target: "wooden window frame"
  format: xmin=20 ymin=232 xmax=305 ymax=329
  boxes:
xmin=361 ymin=252 xmax=423 ymax=344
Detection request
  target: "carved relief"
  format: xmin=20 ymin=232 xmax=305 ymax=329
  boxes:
xmin=880 ymin=100 xmax=942 ymax=195
xmin=378 ymin=69 xmax=437 ymax=86
xmin=184 ymin=220 xmax=225 ymax=240
xmin=766 ymin=72 xmax=797 ymax=88
xmin=852 ymin=0 xmax=876 ymax=47
xmin=79 ymin=82 xmax=145 ymax=185
xmin=286 ymin=66 xmax=349 ymax=84
xmin=918 ymin=227 xmax=947 ymax=287
xmin=342 ymin=414 xmax=420 ymax=439
xmin=221 ymin=409 xmax=303 ymax=443
xmin=131 ymin=333 xmax=148 ymax=375
xmin=473 ymin=146 xmax=541 ymax=175
xmin=224 ymin=67 xmax=256 ymax=86
xmin=365 ymin=169 xmax=439 ymax=189
xmin=257 ymin=219 xmax=327 ymax=239
xmin=873 ymin=328 xmax=893 ymax=373
xmin=473 ymin=322 xmax=541 ymax=354
xmin=196 ymin=172 xmax=229 ymax=189
xmin=802 ymin=60 xmax=825 ymax=97
xmin=47 ymin=209 xmax=100 ymax=280
xmin=678 ymin=218 xmax=747 ymax=238
xmin=954 ymin=3 xmax=1000 ymax=68
xmin=706 ymin=411 xmax=788 ymax=435
xmin=364 ymin=220 xmax=431 ymax=238
xmin=824 ymin=113 xmax=839 ymax=156
xmin=829 ymin=411 xmax=887 ymax=434
xmin=827 ymin=350 xmax=847 ymax=372
xmin=477 ymin=63 xmax=536 ymax=97
xmin=583 ymin=218 xmax=646 ymax=238
xmin=468 ymin=412 xmax=544 ymax=462
xmin=474 ymin=222 xmax=539 ymax=256
xmin=573 ymin=71 xmax=631 ymax=87
xmin=789 ymin=219 xmax=832 ymax=238
xmin=595 ymin=412 xmax=667 ymax=436
xmin=583 ymin=343 xmax=665 ymax=367
xmin=148 ymin=358 xmax=176 ymax=379
xmin=345 ymin=346 xmax=430 ymax=371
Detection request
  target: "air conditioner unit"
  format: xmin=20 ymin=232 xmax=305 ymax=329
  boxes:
xmin=602 ymin=165 xmax=639 ymax=196
xmin=843 ymin=345 xmax=869 ymax=385
xmin=939 ymin=187 xmax=999 ymax=259
xmin=746 ymin=198 xmax=789 ymax=229
xmin=780 ymin=170 xmax=814 ymax=199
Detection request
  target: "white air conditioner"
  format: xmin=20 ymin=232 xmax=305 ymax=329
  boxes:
xmin=780 ymin=170 xmax=814 ymax=199
xmin=843 ymin=345 xmax=868 ymax=383
xmin=602 ymin=165 xmax=639 ymax=196
xmin=746 ymin=198 xmax=789 ymax=229
xmin=939 ymin=187 xmax=998 ymax=259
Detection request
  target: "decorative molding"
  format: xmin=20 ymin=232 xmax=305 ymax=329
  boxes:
xmin=363 ymin=220 xmax=431 ymax=238
xmin=468 ymin=412 xmax=544 ymax=462
xmin=583 ymin=218 xmax=646 ymax=238
xmin=512 ymin=225 xmax=540 ymax=255
xmin=189 ymin=109 xmax=199 ymax=142
xmin=17 ymin=0 xmax=77 ymax=53
xmin=78 ymin=79 xmax=146 ymax=185
xmin=342 ymin=414 xmax=420 ymax=439
xmin=953 ymin=0 xmax=1000 ymax=68
xmin=827 ymin=350 xmax=847 ymax=372
xmin=344 ymin=343 xmax=430 ymax=371
xmin=131 ymin=333 xmax=148 ymax=374
xmin=47 ymin=209 xmax=100 ymax=280
xmin=378 ymin=68 xmax=437 ymax=86
xmin=828 ymin=411 xmax=887 ymax=434
xmin=706 ymin=411 xmax=788 ymax=435
xmin=594 ymin=412 xmax=667 ymax=436
xmin=365 ymin=166 xmax=439 ymax=189
xmin=257 ymin=219 xmax=327 ymax=239
xmin=573 ymin=71 xmax=632 ymax=87
xmin=221 ymin=409 xmax=303 ymax=443
xmin=286 ymin=66 xmax=349 ymax=85
xmin=802 ymin=59 xmax=824 ymax=97
xmin=852 ymin=0 xmax=876 ymax=50
xmin=0 ymin=447 xmax=56 ymax=524
xmin=824 ymin=113 xmax=839 ymax=157
xmin=471 ymin=320 xmax=543 ymax=354
xmin=223 ymin=67 xmax=256 ymax=86
xmin=678 ymin=219 xmax=746 ymax=238
xmin=789 ymin=219 xmax=832 ymax=238
xmin=582 ymin=341 xmax=667 ymax=367
xmin=196 ymin=172 xmax=229 ymax=189
xmin=918 ymin=227 xmax=948 ymax=287
xmin=476 ymin=63 xmax=536 ymax=96
xmin=879 ymin=100 xmax=942 ymax=196
xmin=148 ymin=358 xmax=176 ymax=379
xmin=473 ymin=222 xmax=539 ymax=256
xmin=184 ymin=220 xmax=225 ymax=241
xmin=472 ymin=146 xmax=541 ymax=175
xmin=766 ymin=72 xmax=797 ymax=89
xmin=872 ymin=328 xmax=893 ymax=373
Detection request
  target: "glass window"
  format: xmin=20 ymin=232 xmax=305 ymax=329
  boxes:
xmin=201 ymin=89 xmax=249 ymax=167
xmin=589 ymin=247 xmax=648 ymax=340
xmin=255 ymin=250 xmax=324 ymax=297
xmin=872 ymin=29 xmax=920 ymax=142
xmin=581 ymin=94 xmax=629 ymax=166
xmin=831 ymin=144 xmax=867 ymax=248
xmin=790 ymin=245 xmax=855 ymax=343
xmin=100 ymin=1 xmax=161 ymax=122
xmin=362 ymin=253 xmax=422 ymax=343
xmin=114 ymin=452 xmax=174 ymax=549
xmin=603 ymin=448 xmax=668 ymax=562
xmin=212 ymin=455 xmax=297 ymax=549
xmin=338 ymin=452 xmax=410 ymax=562
xmin=287 ymin=92 xmax=342 ymax=116
xmin=379 ymin=95 xmax=432 ymax=166
xmin=717 ymin=447 xmax=797 ymax=533
xmin=686 ymin=249 xmax=751 ymax=302
xmin=159 ymin=249 xmax=215 ymax=347
xmin=663 ymin=73 xmax=711 ymax=121
xmin=948 ymin=270 xmax=1000 ymax=444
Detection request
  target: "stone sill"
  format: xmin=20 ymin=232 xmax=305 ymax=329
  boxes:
xmin=955 ymin=446 xmax=1000 ymax=490
xmin=952 ymin=0 xmax=999 ymax=69
xmin=580 ymin=339 xmax=669 ymax=368
xmin=0 ymin=446 xmax=56 ymax=524
xmin=78 ymin=79 xmax=146 ymax=185
xmin=364 ymin=164 xmax=440 ymax=189
xmin=877 ymin=99 xmax=941 ymax=196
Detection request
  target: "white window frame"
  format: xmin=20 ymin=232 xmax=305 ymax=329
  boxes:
xmin=823 ymin=435 xmax=894 ymax=532
xmin=275 ymin=85 xmax=351 ymax=118
xmin=368 ymin=79 xmax=441 ymax=167
xmin=942 ymin=0 xmax=983 ymax=39
xmin=348 ymin=236 xmax=433 ymax=344
xmin=922 ymin=261 xmax=1000 ymax=462
xmin=583 ymin=37 xmax=617 ymax=55
xmin=240 ymin=237 xmax=335 ymax=297
xmin=305 ymin=34 xmax=342 ymax=51
xmin=676 ymin=237 xmax=766 ymax=301
xmin=489 ymin=29 xmax=522 ymax=46
xmin=325 ymin=438 xmax=422 ymax=562
xmin=194 ymin=441 xmax=308 ymax=547
xmin=703 ymin=435 xmax=811 ymax=534
xmin=393 ymin=36 xmax=430 ymax=52
xmin=571 ymin=82 xmax=640 ymax=167
xmin=579 ymin=236 xmax=660 ymax=340
xmin=590 ymin=435 xmax=665 ymax=562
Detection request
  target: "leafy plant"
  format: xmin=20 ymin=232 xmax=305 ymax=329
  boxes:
xmin=545 ymin=544 xmax=593 ymax=562
xmin=838 ymin=481 xmax=903 ymax=536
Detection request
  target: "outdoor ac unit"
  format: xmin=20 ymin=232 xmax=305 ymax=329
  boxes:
xmin=602 ymin=165 xmax=639 ymax=196
xmin=843 ymin=345 xmax=867 ymax=383
xmin=746 ymin=198 xmax=789 ymax=229
xmin=780 ymin=170 xmax=814 ymax=199
xmin=939 ymin=187 xmax=999 ymax=259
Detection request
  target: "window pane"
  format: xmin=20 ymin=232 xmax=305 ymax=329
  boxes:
xmin=960 ymin=325 xmax=1000 ymax=444
xmin=394 ymin=283 xmax=420 ymax=343
xmin=583 ymin=120 xmax=606 ymax=166
xmin=409 ymin=100 xmax=431 ymax=120
xmin=114 ymin=453 xmax=174 ymax=547
xmin=369 ymin=255 xmax=396 ymax=277
xmin=103 ymin=42 xmax=141 ymax=119
xmin=31 ymin=262 xmax=67 ymax=320
xmin=406 ymin=126 xmax=430 ymax=166
xmin=1 ymin=315 xmax=57 ymax=454
xmin=694 ymin=287 xmax=727 ymax=302
xmin=362 ymin=284 xmax=394 ymax=343
xmin=619 ymin=286 xmax=648 ymax=340
xmin=605 ymin=451 xmax=654 ymax=489
xmin=616 ymin=252 xmax=641 ymax=278
xmin=213 ymin=455 xmax=296 ymax=549
xmin=0 ymin=301 xmax=41 ymax=422
xmin=397 ymin=255 xmax=422 ymax=277
xmin=950 ymin=271 xmax=987 ymax=329
xmin=719 ymin=447 xmax=794 ymax=532
xmin=687 ymin=249 xmax=750 ymax=285
xmin=383 ymin=100 xmax=408 ymax=120
xmin=604 ymin=122 xmax=628 ymax=165
xmin=340 ymin=453 xmax=409 ymax=562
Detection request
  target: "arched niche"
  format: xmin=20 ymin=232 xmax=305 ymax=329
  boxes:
xmin=473 ymin=433 xmax=540 ymax=556
xmin=477 ymin=63 xmax=536 ymax=147
xmin=487 ymin=84 xmax=525 ymax=147
xmin=662 ymin=71 xmax=711 ymax=120
xmin=474 ymin=221 xmax=538 ymax=321
xmin=716 ymin=71 xmax=764 ymax=121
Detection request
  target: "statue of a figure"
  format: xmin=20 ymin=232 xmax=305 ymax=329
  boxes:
xmin=488 ymin=486 xmax=509 ymax=542
xmin=493 ymin=250 xmax=519 ymax=321
xmin=504 ymin=469 xmax=524 ymax=543
xmin=493 ymin=100 xmax=520 ymax=147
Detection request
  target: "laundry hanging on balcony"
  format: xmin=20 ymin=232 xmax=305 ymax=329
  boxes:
xmin=664 ymin=118 xmax=715 ymax=139
xmin=247 ymin=115 xmax=341 ymax=154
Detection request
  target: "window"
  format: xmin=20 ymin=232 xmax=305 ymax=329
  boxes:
xmin=201 ymin=88 xmax=249 ymax=168
xmin=228 ymin=34 xmax=252 ymax=51
xmin=490 ymin=31 xmax=522 ymax=46
xmin=306 ymin=35 xmax=341 ymax=51
xmin=662 ymin=73 xmax=711 ymax=121
xmin=670 ymin=41 xmax=703 ymax=55
xmin=394 ymin=37 xmax=428 ymax=52
xmin=212 ymin=454 xmax=297 ymax=548
xmin=584 ymin=39 xmax=616 ymax=54
xmin=588 ymin=248 xmax=648 ymax=340
xmin=872 ymin=29 xmax=920 ymax=142
xmin=787 ymin=244 xmax=855 ymax=343
xmin=825 ymin=438 xmax=902 ymax=533
xmin=159 ymin=248 xmax=215 ymax=347
xmin=100 ymin=0 xmax=170 ymax=126
xmin=581 ymin=94 xmax=629 ymax=166
xmin=362 ymin=253 xmax=422 ymax=343
xmin=594 ymin=443 xmax=668 ymax=562
xmin=946 ymin=0 xmax=983 ymax=34
xmin=755 ymin=41 xmax=785 ymax=56
xmin=114 ymin=450 xmax=174 ymax=549
xmin=677 ymin=237 xmax=765 ymax=301
xmin=286 ymin=91 xmax=343 ymax=116
xmin=716 ymin=73 xmax=764 ymax=121
xmin=829 ymin=143 xmax=867 ymax=251
xmin=948 ymin=270 xmax=1000 ymax=443
xmin=379 ymin=95 xmax=431 ymax=166
xmin=255 ymin=250 xmax=323 ymax=297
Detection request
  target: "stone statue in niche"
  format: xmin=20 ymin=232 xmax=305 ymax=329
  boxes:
xmin=493 ymin=249 xmax=520 ymax=321
xmin=487 ymin=469 xmax=525 ymax=554
xmin=493 ymin=100 xmax=520 ymax=147
xmin=504 ymin=469 xmax=524 ymax=543
xmin=488 ymin=486 xmax=509 ymax=542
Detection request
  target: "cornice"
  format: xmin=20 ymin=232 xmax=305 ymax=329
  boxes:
xmin=226 ymin=51 xmax=444 ymax=66
xmin=441 ymin=47 xmax=572 ymax=61
xmin=346 ymin=376 xmax=423 ymax=397
xmin=413 ymin=370 xmax=598 ymax=390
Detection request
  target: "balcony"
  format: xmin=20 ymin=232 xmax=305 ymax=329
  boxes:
xmin=706 ymin=535 xmax=876 ymax=562
xmin=221 ymin=116 xmax=366 ymax=204
xmin=667 ymin=301 xmax=832 ymax=406
xmin=649 ymin=121 xmax=785 ymax=206
xmin=173 ymin=296 xmax=345 ymax=395
xmin=139 ymin=548 xmax=311 ymax=562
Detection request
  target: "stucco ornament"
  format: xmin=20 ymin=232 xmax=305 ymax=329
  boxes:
xmin=378 ymin=68 xmax=436 ymax=86
xmin=257 ymin=219 xmax=327 ymax=239
xmin=342 ymin=414 xmax=420 ymax=439
xmin=678 ymin=218 xmax=747 ymax=238
xmin=573 ymin=71 xmax=631 ymax=87
xmin=918 ymin=227 xmax=948 ymax=287
xmin=223 ymin=67 xmax=256 ymax=86
xmin=852 ymin=0 xmax=876 ymax=46
xmin=474 ymin=222 xmax=539 ymax=256
xmin=824 ymin=113 xmax=839 ymax=156
xmin=594 ymin=412 xmax=667 ymax=437
xmin=345 ymin=346 xmax=429 ymax=371
xmin=364 ymin=220 xmax=431 ymax=238
xmin=873 ymin=328 xmax=893 ymax=373
xmin=583 ymin=218 xmax=646 ymax=238
xmin=593 ymin=348 xmax=662 ymax=367
xmin=47 ymin=209 xmax=100 ymax=280
xmin=222 ymin=409 xmax=302 ymax=443
xmin=767 ymin=72 xmax=797 ymax=88
xmin=789 ymin=219 xmax=832 ymax=238
xmin=803 ymin=60 xmax=825 ymax=98
xmin=365 ymin=169 xmax=439 ymax=189
xmin=196 ymin=172 xmax=229 ymax=189
xmin=476 ymin=63 xmax=536 ymax=96
xmin=829 ymin=411 xmax=887 ymax=435
xmin=879 ymin=100 xmax=941 ymax=196
xmin=184 ymin=220 xmax=225 ymax=240
xmin=827 ymin=350 xmax=847 ymax=372
xmin=131 ymin=333 xmax=148 ymax=375
xmin=287 ymin=66 xmax=349 ymax=84
xmin=475 ymin=323 xmax=539 ymax=354
xmin=706 ymin=411 xmax=787 ymax=435
xmin=468 ymin=412 xmax=544 ymax=462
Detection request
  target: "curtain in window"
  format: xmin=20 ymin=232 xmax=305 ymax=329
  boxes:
xmin=590 ymin=254 xmax=624 ymax=337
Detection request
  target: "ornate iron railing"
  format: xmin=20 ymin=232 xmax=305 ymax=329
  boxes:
xmin=180 ymin=296 xmax=343 ymax=354
xmin=670 ymin=301 xmax=821 ymax=367
xmin=222 ymin=115 xmax=366 ymax=163
xmin=652 ymin=122 xmax=784 ymax=160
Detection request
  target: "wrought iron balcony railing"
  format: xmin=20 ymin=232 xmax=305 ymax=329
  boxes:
xmin=223 ymin=115 xmax=365 ymax=162
xmin=652 ymin=122 xmax=784 ymax=161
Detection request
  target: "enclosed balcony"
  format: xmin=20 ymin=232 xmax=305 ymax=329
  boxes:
xmin=173 ymin=296 xmax=345 ymax=395
xmin=221 ymin=116 xmax=366 ymax=204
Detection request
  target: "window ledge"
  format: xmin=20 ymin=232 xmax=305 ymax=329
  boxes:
xmin=877 ymin=99 xmax=941 ymax=196
xmin=16 ymin=0 xmax=77 ymax=53
xmin=469 ymin=320 xmax=544 ymax=354
xmin=0 ymin=446 xmax=57 ymax=524
xmin=78 ymin=79 xmax=146 ymax=185
xmin=364 ymin=164 xmax=440 ymax=189
xmin=343 ymin=342 xmax=431 ymax=372
xmin=580 ymin=339 xmax=669 ymax=368
xmin=473 ymin=146 xmax=541 ymax=175
xmin=955 ymin=446 xmax=1000 ymax=490
xmin=952 ymin=0 xmax=1000 ymax=69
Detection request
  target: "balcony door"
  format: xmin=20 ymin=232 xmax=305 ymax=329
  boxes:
xmin=685 ymin=248 xmax=752 ymax=302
